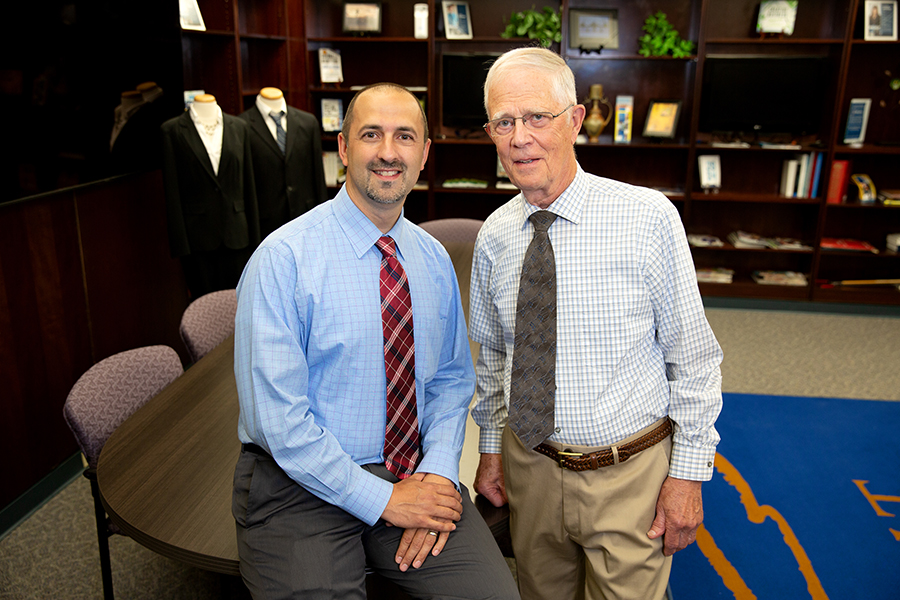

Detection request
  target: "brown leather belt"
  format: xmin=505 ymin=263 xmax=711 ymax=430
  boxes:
xmin=534 ymin=419 xmax=672 ymax=471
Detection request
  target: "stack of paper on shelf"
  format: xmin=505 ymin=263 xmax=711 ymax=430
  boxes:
xmin=752 ymin=271 xmax=808 ymax=286
xmin=727 ymin=231 xmax=811 ymax=250
xmin=695 ymin=268 xmax=734 ymax=283
xmin=819 ymin=238 xmax=879 ymax=253
xmin=688 ymin=234 xmax=724 ymax=247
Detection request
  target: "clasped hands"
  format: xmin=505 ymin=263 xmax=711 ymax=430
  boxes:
xmin=381 ymin=472 xmax=462 ymax=572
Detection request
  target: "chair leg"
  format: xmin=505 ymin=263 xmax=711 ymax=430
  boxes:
xmin=88 ymin=475 xmax=115 ymax=600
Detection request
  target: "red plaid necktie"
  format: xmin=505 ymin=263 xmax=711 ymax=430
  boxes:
xmin=376 ymin=236 xmax=420 ymax=479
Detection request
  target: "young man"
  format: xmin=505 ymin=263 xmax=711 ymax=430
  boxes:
xmin=470 ymin=48 xmax=723 ymax=600
xmin=233 ymin=83 xmax=518 ymax=600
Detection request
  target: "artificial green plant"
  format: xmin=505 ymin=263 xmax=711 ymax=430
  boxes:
xmin=638 ymin=12 xmax=695 ymax=58
xmin=500 ymin=6 xmax=562 ymax=48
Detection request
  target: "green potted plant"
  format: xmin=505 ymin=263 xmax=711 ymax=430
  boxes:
xmin=500 ymin=6 xmax=562 ymax=48
xmin=638 ymin=12 xmax=695 ymax=58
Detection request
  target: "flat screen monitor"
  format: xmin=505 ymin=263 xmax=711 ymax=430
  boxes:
xmin=441 ymin=53 xmax=499 ymax=132
xmin=699 ymin=55 xmax=831 ymax=138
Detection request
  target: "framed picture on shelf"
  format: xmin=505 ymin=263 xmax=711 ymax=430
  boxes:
xmin=642 ymin=100 xmax=682 ymax=138
xmin=568 ymin=9 xmax=619 ymax=51
xmin=864 ymin=1 xmax=898 ymax=40
xmin=343 ymin=3 xmax=382 ymax=35
xmin=756 ymin=1 xmax=798 ymax=36
xmin=179 ymin=0 xmax=206 ymax=31
xmin=843 ymin=98 xmax=872 ymax=144
xmin=442 ymin=1 xmax=473 ymax=39
xmin=698 ymin=155 xmax=721 ymax=190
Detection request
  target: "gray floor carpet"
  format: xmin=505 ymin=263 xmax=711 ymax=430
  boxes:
xmin=2 ymin=307 xmax=898 ymax=598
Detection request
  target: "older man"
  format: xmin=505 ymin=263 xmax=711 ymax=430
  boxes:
xmin=233 ymin=83 xmax=518 ymax=600
xmin=470 ymin=48 xmax=723 ymax=600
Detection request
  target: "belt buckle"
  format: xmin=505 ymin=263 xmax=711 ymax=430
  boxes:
xmin=557 ymin=450 xmax=582 ymax=469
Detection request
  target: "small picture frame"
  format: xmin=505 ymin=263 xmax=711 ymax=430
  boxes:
xmin=698 ymin=155 xmax=722 ymax=190
xmin=179 ymin=0 xmax=206 ymax=31
xmin=864 ymin=1 xmax=898 ymax=40
xmin=442 ymin=1 xmax=473 ymax=39
xmin=851 ymin=173 xmax=877 ymax=202
xmin=343 ymin=3 xmax=382 ymax=35
xmin=643 ymin=100 xmax=682 ymax=138
xmin=843 ymin=98 xmax=872 ymax=144
xmin=756 ymin=1 xmax=798 ymax=36
xmin=569 ymin=9 xmax=619 ymax=51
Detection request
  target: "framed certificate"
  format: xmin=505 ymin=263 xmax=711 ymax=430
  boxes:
xmin=569 ymin=9 xmax=619 ymax=50
xmin=643 ymin=100 xmax=682 ymax=138
xmin=843 ymin=98 xmax=872 ymax=144
xmin=343 ymin=3 xmax=382 ymax=34
xmin=756 ymin=1 xmax=798 ymax=35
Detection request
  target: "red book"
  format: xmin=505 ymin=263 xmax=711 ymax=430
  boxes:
xmin=826 ymin=159 xmax=850 ymax=204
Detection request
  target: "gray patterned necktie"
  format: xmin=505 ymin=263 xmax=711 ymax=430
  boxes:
xmin=509 ymin=210 xmax=558 ymax=449
xmin=270 ymin=111 xmax=286 ymax=155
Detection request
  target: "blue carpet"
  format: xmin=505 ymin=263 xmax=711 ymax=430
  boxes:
xmin=669 ymin=393 xmax=900 ymax=600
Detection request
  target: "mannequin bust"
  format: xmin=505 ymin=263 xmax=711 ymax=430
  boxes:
xmin=119 ymin=90 xmax=143 ymax=111
xmin=259 ymin=86 xmax=285 ymax=112
xmin=136 ymin=81 xmax=163 ymax=103
xmin=192 ymin=93 xmax=219 ymax=124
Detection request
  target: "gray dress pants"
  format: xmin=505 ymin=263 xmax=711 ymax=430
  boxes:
xmin=233 ymin=445 xmax=520 ymax=600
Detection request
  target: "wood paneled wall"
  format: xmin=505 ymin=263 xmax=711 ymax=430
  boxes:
xmin=0 ymin=170 xmax=190 ymax=510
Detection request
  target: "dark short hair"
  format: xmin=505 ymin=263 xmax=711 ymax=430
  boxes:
xmin=340 ymin=83 xmax=429 ymax=141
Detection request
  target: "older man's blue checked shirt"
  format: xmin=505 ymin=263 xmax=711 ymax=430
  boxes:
xmin=234 ymin=187 xmax=475 ymax=525
xmin=469 ymin=166 xmax=723 ymax=481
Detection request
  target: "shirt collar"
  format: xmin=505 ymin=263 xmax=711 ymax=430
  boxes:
xmin=518 ymin=164 xmax=588 ymax=228
xmin=256 ymin=95 xmax=287 ymax=119
xmin=332 ymin=186 xmax=409 ymax=260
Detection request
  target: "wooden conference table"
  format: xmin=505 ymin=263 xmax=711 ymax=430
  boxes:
xmin=97 ymin=335 xmax=241 ymax=576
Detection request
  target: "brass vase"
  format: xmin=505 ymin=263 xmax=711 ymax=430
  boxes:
xmin=582 ymin=84 xmax=612 ymax=142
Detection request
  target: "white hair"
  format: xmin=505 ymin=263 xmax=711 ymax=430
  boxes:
xmin=483 ymin=47 xmax=577 ymax=118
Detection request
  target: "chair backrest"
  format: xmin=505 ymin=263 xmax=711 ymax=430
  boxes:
xmin=179 ymin=289 xmax=238 ymax=363
xmin=418 ymin=219 xmax=484 ymax=324
xmin=63 ymin=345 xmax=183 ymax=469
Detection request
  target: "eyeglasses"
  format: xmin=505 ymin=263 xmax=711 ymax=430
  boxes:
xmin=483 ymin=104 xmax=574 ymax=137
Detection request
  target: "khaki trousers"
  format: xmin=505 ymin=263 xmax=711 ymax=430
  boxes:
xmin=502 ymin=421 xmax=673 ymax=600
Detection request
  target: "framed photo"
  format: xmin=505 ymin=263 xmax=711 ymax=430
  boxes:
xmin=442 ymin=2 xmax=473 ymax=39
xmin=843 ymin=98 xmax=872 ymax=144
xmin=643 ymin=100 xmax=682 ymax=138
xmin=698 ymin=155 xmax=722 ymax=189
xmin=343 ymin=3 xmax=382 ymax=34
xmin=865 ymin=1 xmax=898 ymax=40
xmin=851 ymin=173 xmax=877 ymax=202
xmin=569 ymin=9 xmax=619 ymax=50
xmin=179 ymin=0 xmax=206 ymax=31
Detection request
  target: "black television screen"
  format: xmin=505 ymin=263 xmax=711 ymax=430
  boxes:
xmin=699 ymin=55 xmax=831 ymax=138
xmin=441 ymin=53 xmax=499 ymax=132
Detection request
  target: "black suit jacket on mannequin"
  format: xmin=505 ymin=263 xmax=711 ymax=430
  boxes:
xmin=239 ymin=105 xmax=328 ymax=238
xmin=161 ymin=111 xmax=260 ymax=259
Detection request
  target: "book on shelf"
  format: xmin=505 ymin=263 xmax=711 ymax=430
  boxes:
xmin=780 ymin=159 xmax=798 ymax=197
xmin=695 ymin=267 xmax=734 ymax=284
xmin=826 ymin=159 xmax=850 ymax=204
xmin=843 ymin=98 xmax=871 ymax=145
xmin=820 ymin=237 xmax=879 ymax=253
xmin=878 ymin=189 xmax=900 ymax=206
xmin=809 ymin=152 xmax=824 ymax=198
xmin=320 ymin=98 xmax=343 ymax=133
xmin=756 ymin=1 xmax=798 ymax=35
xmin=318 ymin=49 xmax=343 ymax=84
xmin=321 ymin=151 xmax=346 ymax=187
xmin=688 ymin=234 xmax=724 ymax=248
xmin=614 ymin=95 xmax=633 ymax=144
xmin=752 ymin=270 xmax=808 ymax=286
xmin=795 ymin=153 xmax=810 ymax=198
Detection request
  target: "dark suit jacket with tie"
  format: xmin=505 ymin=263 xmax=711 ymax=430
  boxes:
xmin=239 ymin=105 xmax=328 ymax=239
xmin=161 ymin=111 xmax=260 ymax=258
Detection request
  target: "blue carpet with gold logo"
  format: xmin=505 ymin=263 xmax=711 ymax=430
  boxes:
xmin=669 ymin=393 xmax=900 ymax=600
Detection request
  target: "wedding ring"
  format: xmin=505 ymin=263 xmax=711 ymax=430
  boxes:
xmin=428 ymin=531 xmax=438 ymax=536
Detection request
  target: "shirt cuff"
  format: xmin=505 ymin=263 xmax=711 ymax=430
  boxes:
xmin=343 ymin=473 xmax=395 ymax=526
xmin=669 ymin=442 xmax=717 ymax=482
xmin=478 ymin=427 xmax=503 ymax=455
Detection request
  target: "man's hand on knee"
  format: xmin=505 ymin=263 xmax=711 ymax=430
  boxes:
xmin=381 ymin=472 xmax=462 ymax=532
xmin=391 ymin=474 xmax=457 ymax=571
xmin=647 ymin=476 xmax=704 ymax=556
